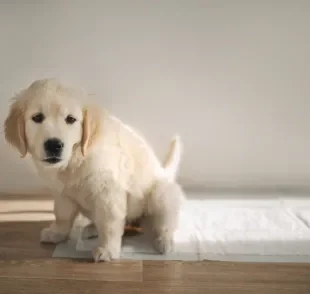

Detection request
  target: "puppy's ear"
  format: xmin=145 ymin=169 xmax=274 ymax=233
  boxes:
xmin=81 ymin=105 xmax=103 ymax=156
xmin=4 ymin=96 xmax=28 ymax=158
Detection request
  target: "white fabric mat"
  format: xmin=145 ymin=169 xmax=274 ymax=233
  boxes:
xmin=53 ymin=199 xmax=310 ymax=262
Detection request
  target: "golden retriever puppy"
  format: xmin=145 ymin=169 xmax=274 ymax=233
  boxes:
xmin=4 ymin=78 xmax=184 ymax=261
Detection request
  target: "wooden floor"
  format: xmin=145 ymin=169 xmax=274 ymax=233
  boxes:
xmin=1 ymin=193 xmax=310 ymax=293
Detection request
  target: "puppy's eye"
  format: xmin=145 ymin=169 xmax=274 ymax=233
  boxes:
xmin=65 ymin=115 xmax=76 ymax=124
xmin=32 ymin=113 xmax=45 ymax=123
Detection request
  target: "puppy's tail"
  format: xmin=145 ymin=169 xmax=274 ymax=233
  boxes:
xmin=162 ymin=134 xmax=182 ymax=181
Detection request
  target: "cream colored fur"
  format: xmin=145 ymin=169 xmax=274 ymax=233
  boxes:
xmin=4 ymin=78 xmax=185 ymax=262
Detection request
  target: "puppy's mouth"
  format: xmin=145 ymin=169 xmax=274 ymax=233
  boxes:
xmin=43 ymin=157 xmax=62 ymax=164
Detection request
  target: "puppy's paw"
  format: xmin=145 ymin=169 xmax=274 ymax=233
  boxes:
xmin=81 ymin=223 xmax=98 ymax=239
xmin=40 ymin=227 xmax=67 ymax=244
xmin=92 ymin=246 xmax=120 ymax=262
xmin=154 ymin=235 xmax=174 ymax=254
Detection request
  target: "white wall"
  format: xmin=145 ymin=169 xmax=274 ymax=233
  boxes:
xmin=1 ymin=0 xmax=310 ymax=193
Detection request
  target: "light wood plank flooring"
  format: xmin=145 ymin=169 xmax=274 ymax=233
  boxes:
xmin=1 ymin=192 xmax=310 ymax=293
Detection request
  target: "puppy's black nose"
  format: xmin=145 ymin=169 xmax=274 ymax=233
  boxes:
xmin=44 ymin=138 xmax=64 ymax=156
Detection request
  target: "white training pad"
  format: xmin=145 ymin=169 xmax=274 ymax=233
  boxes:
xmin=53 ymin=198 xmax=310 ymax=262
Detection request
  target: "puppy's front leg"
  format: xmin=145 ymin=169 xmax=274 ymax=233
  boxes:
xmin=92 ymin=188 xmax=126 ymax=262
xmin=40 ymin=193 xmax=78 ymax=244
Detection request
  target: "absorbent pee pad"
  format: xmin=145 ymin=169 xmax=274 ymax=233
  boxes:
xmin=53 ymin=198 xmax=310 ymax=262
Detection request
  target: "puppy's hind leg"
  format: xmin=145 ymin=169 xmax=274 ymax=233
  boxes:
xmin=147 ymin=180 xmax=184 ymax=254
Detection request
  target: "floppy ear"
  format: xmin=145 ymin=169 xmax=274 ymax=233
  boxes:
xmin=4 ymin=97 xmax=28 ymax=158
xmin=81 ymin=105 xmax=103 ymax=156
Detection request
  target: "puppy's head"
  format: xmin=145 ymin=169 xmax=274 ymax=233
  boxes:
xmin=4 ymin=79 xmax=101 ymax=168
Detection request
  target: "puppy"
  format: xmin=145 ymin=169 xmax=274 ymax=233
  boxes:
xmin=4 ymin=78 xmax=185 ymax=262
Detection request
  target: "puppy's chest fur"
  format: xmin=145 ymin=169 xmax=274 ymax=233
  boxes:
xmin=56 ymin=148 xmax=151 ymax=221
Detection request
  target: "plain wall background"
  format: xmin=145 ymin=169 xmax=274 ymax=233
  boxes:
xmin=1 ymin=0 xmax=310 ymax=193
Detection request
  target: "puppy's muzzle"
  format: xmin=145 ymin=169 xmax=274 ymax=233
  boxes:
xmin=43 ymin=138 xmax=64 ymax=164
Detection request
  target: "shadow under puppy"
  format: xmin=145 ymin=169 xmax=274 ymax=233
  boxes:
xmin=4 ymin=78 xmax=185 ymax=262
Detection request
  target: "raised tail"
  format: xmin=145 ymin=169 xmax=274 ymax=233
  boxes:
xmin=162 ymin=134 xmax=182 ymax=181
